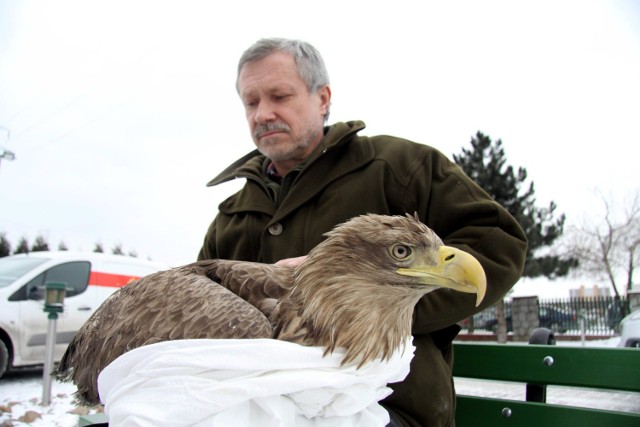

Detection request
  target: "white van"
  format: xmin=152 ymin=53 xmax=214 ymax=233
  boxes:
xmin=0 ymin=251 xmax=168 ymax=377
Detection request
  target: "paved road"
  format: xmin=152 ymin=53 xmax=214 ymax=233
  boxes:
xmin=454 ymin=377 xmax=640 ymax=414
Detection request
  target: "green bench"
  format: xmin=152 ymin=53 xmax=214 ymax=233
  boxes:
xmin=453 ymin=333 xmax=640 ymax=427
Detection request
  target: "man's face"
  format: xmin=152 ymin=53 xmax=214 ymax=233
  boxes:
xmin=237 ymin=51 xmax=331 ymax=175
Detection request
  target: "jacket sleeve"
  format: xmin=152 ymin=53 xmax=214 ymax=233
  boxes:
xmin=379 ymin=147 xmax=527 ymax=427
xmin=406 ymin=149 xmax=528 ymax=334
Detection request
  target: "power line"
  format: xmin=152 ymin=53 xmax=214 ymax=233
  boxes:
xmin=10 ymin=93 xmax=92 ymax=142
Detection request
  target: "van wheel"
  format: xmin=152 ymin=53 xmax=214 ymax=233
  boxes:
xmin=0 ymin=340 xmax=9 ymax=378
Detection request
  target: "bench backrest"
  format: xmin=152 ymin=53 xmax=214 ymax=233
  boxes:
xmin=452 ymin=343 xmax=640 ymax=427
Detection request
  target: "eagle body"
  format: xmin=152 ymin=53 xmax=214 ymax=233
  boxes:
xmin=55 ymin=214 xmax=486 ymax=406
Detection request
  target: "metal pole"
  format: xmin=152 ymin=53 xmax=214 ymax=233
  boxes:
xmin=579 ymin=309 xmax=586 ymax=347
xmin=42 ymin=313 xmax=58 ymax=406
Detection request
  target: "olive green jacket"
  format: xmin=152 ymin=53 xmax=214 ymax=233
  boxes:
xmin=199 ymin=121 xmax=527 ymax=426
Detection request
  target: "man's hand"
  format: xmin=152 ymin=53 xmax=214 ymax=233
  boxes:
xmin=274 ymin=256 xmax=308 ymax=268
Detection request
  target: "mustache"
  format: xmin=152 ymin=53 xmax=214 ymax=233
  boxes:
xmin=254 ymin=123 xmax=291 ymax=139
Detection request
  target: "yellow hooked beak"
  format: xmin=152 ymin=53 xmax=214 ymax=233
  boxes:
xmin=396 ymin=246 xmax=487 ymax=306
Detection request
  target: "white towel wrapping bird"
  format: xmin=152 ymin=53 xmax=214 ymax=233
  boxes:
xmin=98 ymin=338 xmax=415 ymax=427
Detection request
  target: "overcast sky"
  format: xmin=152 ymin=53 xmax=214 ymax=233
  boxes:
xmin=1 ymin=0 xmax=639 ymax=296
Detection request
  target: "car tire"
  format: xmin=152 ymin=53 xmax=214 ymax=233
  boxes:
xmin=0 ymin=339 xmax=9 ymax=378
xmin=529 ymin=328 xmax=556 ymax=345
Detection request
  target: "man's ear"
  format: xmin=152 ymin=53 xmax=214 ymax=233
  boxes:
xmin=317 ymin=85 xmax=332 ymax=116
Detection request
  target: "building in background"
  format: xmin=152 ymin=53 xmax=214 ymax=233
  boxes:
xmin=570 ymin=285 xmax=611 ymax=299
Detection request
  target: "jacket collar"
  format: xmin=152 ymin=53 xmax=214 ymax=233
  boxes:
xmin=206 ymin=120 xmax=367 ymax=187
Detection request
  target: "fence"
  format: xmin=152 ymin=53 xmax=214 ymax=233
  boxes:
xmin=460 ymin=296 xmax=630 ymax=336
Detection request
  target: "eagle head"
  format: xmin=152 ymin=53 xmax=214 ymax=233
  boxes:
xmin=286 ymin=213 xmax=487 ymax=366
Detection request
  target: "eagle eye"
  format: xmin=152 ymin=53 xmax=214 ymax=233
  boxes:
xmin=390 ymin=244 xmax=412 ymax=260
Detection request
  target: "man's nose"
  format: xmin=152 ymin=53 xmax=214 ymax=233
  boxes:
xmin=254 ymin=100 xmax=277 ymax=123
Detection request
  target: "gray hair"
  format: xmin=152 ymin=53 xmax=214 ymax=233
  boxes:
xmin=236 ymin=38 xmax=331 ymax=120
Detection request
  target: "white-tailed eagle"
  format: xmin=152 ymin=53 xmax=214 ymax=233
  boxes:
xmin=54 ymin=214 xmax=486 ymax=406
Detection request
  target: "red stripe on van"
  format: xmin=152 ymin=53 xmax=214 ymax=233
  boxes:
xmin=89 ymin=271 xmax=140 ymax=288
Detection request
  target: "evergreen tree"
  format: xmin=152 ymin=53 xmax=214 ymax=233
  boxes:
xmin=14 ymin=237 xmax=30 ymax=254
xmin=0 ymin=232 xmax=11 ymax=257
xmin=58 ymin=241 xmax=69 ymax=251
xmin=112 ymin=244 xmax=124 ymax=255
xmin=453 ymin=131 xmax=577 ymax=278
xmin=31 ymin=235 xmax=49 ymax=252
xmin=93 ymin=243 xmax=104 ymax=253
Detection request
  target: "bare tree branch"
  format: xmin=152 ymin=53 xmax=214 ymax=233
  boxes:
xmin=562 ymin=189 xmax=640 ymax=297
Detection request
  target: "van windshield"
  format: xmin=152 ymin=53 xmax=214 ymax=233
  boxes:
xmin=0 ymin=256 xmax=50 ymax=288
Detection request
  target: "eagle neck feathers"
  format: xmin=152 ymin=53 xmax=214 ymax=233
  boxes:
xmin=275 ymin=264 xmax=421 ymax=367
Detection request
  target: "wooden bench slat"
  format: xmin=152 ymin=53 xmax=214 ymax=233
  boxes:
xmin=453 ymin=343 xmax=640 ymax=392
xmin=456 ymin=395 xmax=640 ymax=427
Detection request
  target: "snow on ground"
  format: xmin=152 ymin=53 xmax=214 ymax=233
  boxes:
xmin=550 ymin=336 xmax=620 ymax=347
xmin=0 ymin=337 xmax=625 ymax=426
xmin=0 ymin=369 xmax=101 ymax=427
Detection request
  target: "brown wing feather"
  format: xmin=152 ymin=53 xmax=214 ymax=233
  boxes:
xmin=196 ymin=259 xmax=293 ymax=316
xmin=55 ymin=260 xmax=293 ymax=405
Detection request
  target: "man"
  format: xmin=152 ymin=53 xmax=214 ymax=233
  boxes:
xmin=199 ymin=38 xmax=527 ymax=427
